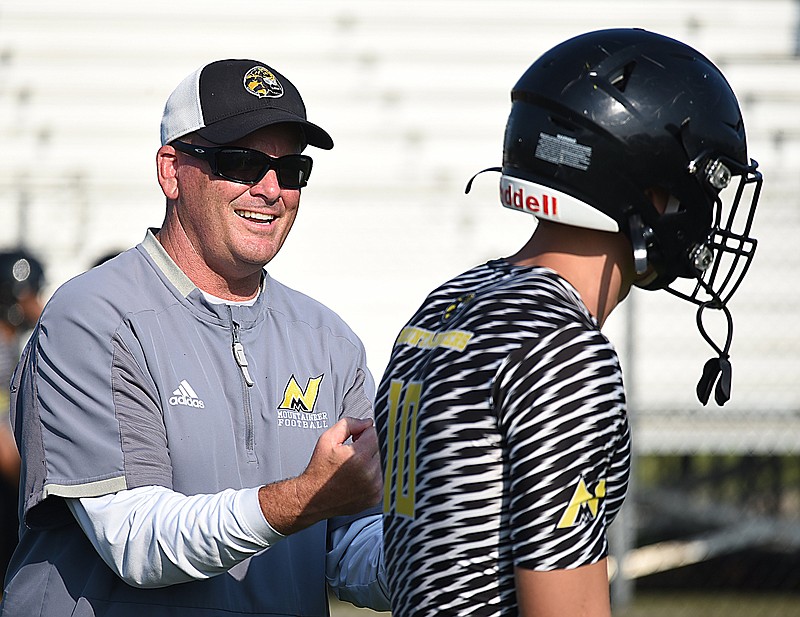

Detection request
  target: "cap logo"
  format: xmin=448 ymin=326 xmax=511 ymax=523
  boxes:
xmin=243 ymin=66 xmax=284 ymax=99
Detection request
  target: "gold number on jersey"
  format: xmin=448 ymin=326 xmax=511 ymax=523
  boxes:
xmin=382 ymin=379 xmax=421 ymax=518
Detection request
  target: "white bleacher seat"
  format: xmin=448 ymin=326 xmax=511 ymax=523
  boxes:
xmin=1 ymin=0 xmax=799 ymax=438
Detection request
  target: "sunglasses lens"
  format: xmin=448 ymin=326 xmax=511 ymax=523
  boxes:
xmin=206 ymin=147 xmax=312 ymax=188
xmin=277 ymin=155 xmax=313 ymax=189
xmin=217 ymin=150 xmax=268 ymax=184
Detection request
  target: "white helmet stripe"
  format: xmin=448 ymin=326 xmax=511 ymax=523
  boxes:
xmin=499 ymin=175 xmax=619 ymax=233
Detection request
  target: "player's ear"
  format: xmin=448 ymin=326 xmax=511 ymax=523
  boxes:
xmin=157 ymin=144 xmax=180 ymax=200
xmin=644 ymin=186 xmax=670 ymax=215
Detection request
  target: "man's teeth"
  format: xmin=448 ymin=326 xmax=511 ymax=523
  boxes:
xmin=235 ymin=210 xmax=275 ymax=222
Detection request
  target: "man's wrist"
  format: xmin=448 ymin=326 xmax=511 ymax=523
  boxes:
xmin=258 ymin=477 xmax=310 ymax=536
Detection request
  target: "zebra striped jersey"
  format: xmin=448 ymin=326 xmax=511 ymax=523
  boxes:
xmin=375 ymin=259 xmax=631 ymax=617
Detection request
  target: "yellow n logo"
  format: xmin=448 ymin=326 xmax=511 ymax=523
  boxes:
xmin=556 ymin=477 xmax=607 ymax=529
xmin=279 ymin=375 xmax=323 ymax=412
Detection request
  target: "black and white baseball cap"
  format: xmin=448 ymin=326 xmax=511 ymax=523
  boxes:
xmin=160 ymin=59 xmax=333 ymax=149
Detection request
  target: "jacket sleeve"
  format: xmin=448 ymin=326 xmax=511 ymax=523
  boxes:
xmin=326 ymin=512 xmax=390 ymax=611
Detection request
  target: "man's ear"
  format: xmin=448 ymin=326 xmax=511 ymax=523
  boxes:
xmin=157 ymin=145 xmax=179 ymax=200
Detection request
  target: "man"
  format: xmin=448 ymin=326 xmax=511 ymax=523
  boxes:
xmin=376 ymin=29 xmax=761 ymax=617
xmin=1 ymin=60 xmax=389 ymax=616
xmin=0 ymin=249 xmax=45 ymax=586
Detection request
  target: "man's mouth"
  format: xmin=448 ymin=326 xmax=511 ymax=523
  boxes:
xmin=235 ymin=209 xmax=275 ymax=224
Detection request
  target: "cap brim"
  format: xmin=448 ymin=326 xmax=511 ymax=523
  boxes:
xmin=196 ymin=109 xmax=334 ymax=150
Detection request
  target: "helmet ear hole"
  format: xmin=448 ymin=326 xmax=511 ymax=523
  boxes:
xmin=644 ymin=187 xmax=671 ymax=215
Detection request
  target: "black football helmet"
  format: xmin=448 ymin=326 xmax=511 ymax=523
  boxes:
xmin=0 ymin=249 xmax=45 ymax=328
xmin=467 ymin=28 xmax=762 ymax=405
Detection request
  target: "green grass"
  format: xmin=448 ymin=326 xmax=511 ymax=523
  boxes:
xmin=330 ymin=592 xmax=800 ymax=616
xmin=616 ymin=592 xmax=800 ymax=617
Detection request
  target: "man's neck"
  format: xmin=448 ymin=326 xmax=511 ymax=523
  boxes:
xmin=155 ymin=225 xmax=262 ymax=302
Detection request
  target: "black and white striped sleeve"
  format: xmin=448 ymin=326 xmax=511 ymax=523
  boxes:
xmin=494 ymin=323 xmax=631 ymax=571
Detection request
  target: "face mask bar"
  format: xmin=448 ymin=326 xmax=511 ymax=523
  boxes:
xmin=666 ymin=157 xmax=762 ymax=307
xmin=665 ymin=157 xmax=762 ymax=405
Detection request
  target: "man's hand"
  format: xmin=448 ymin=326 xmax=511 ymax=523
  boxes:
xmin=258 ymin=417 xmax=383 ymax=535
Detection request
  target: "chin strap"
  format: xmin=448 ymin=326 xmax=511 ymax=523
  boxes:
xmin=630 ymin=209 xmax=735 ymax=406
xmin=695 ymin=299 xmax=734 ymax=406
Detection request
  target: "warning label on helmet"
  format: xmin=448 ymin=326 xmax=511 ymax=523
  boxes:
xmin=535 ymin=133 xmax=592 ymax=171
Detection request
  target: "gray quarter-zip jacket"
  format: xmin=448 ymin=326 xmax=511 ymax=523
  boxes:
xmin=2 ymin=230 xmax=380 ymax=617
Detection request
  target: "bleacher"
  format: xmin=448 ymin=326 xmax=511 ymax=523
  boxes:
xmin=2 ymin=0 xmax=799 ymax=435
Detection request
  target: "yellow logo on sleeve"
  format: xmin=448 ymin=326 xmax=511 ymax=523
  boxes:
xmin=556 ymin=477 xmax=607 ymax=529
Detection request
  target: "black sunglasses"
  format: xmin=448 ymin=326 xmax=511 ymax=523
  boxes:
xmin=171 ymin=140 xmax=313 ymax=189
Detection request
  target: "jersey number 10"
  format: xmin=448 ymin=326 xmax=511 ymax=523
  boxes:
xmin=382 ymin=379 xmax=421 ymax=518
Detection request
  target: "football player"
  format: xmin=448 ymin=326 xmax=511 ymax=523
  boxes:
xmin=376 ymin=28 xmax=761 ymax=617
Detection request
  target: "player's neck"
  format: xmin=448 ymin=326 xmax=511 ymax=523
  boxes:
xmin=507 ymin=222 xmax=634 ymax=326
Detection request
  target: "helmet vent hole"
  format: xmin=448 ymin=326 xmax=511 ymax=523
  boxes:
xmin=609 ymin=61 xmax=637 ymax=92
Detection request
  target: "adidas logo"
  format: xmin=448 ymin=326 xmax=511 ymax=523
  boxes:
xmin=169 ymin=379 xmax=205 ymax=408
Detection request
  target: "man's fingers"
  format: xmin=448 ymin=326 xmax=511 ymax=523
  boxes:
xmin=328 ymin=416 xmax=373 ymax=445
xmin=342 ymin=416 xmax=374 ymax=440
xmin=351 ymin=423 xmax=379 ymax=458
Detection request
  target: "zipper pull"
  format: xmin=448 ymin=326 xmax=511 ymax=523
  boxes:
xmin=232 ymin=322 xmax=255 ymax=387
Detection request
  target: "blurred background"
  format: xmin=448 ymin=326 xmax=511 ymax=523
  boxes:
xmin=1 ymin=1 xmax=798 ymax=614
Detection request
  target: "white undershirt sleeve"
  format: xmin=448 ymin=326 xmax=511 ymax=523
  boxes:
xmin=66 ymin=484 xmax=285 ymax=588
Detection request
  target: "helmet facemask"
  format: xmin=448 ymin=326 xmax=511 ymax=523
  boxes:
xmin=660 ymin=155 xmax=761 ymax=307
xmin=643 ymin=155 xmax=762 ymax=405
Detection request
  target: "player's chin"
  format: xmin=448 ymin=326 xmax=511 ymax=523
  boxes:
xmin=632 ymin=267 xmax=659 ymax=289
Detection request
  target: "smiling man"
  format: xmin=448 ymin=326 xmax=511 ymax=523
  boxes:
xmin=1 ymin=60 xmax=389 ymax=617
